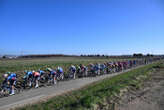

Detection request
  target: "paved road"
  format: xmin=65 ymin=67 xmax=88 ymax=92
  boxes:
xmin=0 ymin=65 xmax=145 ymax=110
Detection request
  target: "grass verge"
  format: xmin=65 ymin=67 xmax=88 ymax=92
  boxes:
xmin=15 ymin=62 xmax=161 ymax=110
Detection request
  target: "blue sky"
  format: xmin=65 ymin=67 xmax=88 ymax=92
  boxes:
xmin=0 ymin=0 xmax=164 ymax=55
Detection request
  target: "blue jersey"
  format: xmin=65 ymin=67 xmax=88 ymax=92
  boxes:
xmin=94 ymin=65 xmax=98 ymax=71
xmin=70 ymin=66 xmax=76 ymax=72
xmin=24 ymin=72 xmax=32 ymax=79
xmin=38 ymin=70 xmax=45 ymax=75
xmin=100 ymin=64 xmax=106 ymax=70
xmin=27 ymin=72 xmax=32 ymax=76
xmin=94 ymin=65 xmax=100 ymax=71
xmin=133 ymin=60 xmax=136 ymax=65
xmin=10 ymin=73 xmax=16 ymax=77
xmin=7 ymin=73 xmax=16 ymax=80
xmin=50 ymin=70 xmax=57 ymax=75
xmin=58 ymin=67 xmax=63 ymax=73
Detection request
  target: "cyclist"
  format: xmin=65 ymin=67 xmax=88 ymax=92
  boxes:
xmin=46 ymin=68 xmax=57 ymax=84
xmin=88 ymin=63 xmax=94 ymax=76
xmin=7 ymin=72 xmax=17 ymax=95
xmin=38 ymin=69 xmax=46 ymax=82
xmin=38 ymin=69 xmax=45 ymax=76
xmin=32 ymin=71 xmax=40 ymax=88
xmin=69 ymin=65 xmax=76 ymax=79
xmin=56 ymin=66 xmax=64 ymax=80
xmin=100 ymin=63 xmax=106 ymax=74
xmin=76 ymin=65 xmax=81 ymax=77
xmin=80 ymin=64 xmax=88 ymax=77
xmin=83 ymin=65 xmax=88 ymax=77
xmin=94 ymin=63 xmax=101 ymax=75
xmin=23 ymin=70 xmax=33 ymax=87
xmin=1 ymin=73 xmax=10 ymax=94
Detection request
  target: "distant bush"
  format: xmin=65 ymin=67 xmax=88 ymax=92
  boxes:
xmin=2 ymin=56 xmax=6 ymax=59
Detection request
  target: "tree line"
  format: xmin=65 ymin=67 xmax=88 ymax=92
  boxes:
xmin=0 ymin=53 xmax=157 ymax=59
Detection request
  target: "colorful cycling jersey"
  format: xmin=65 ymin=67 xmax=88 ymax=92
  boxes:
xmin=89 ymin=64 xmax=94 ymax=70
xmin=7 ymin=73 xmax=16 ymax=81
xmin=26 ymin=71 xmax=32 ymax=76
xmin=70 ymin=66 xmax=76 ymax=72
xmin=80 ymin=66 xmax=87 ymax=72
xmin=24 ymin=71 xmax=32 ymax=79
xmin=50 ymin=70 xmax=57 ymax=75
xmin=95 ymin=64 xmax=101 ymax=70
xmin=38 ymin=70 xmax=45 ymax=75
xmin=94 ymin=65 xmax=98 ymax=71
xmin=83 ymin=66 xmax=87 ymax=71
xmin=33 ymin=72 xmax=40 ymax=77
xmin=57 ymin=67 xmax=63 ymax=73
xmin=100 ymin=64 xmax=106 ymax=70
xmin=133 ymin=60 xmax=136 ymax=65
xmin=23 ymin=75 xmax=28 ymax=79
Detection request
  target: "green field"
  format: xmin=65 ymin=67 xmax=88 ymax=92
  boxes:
xmin=0 ymin=57 xmax=134 ymax=82
xmin=15 ymin=60 xmax=162 ymax=110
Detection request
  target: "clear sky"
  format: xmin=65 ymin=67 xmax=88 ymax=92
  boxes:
xmin=0 ymin=0 xmax=164 ymax=55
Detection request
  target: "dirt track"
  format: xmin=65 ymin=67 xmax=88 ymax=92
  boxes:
xmin=0 ymin=66 xmax=145 ymax=110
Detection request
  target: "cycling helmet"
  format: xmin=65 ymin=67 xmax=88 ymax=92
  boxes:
xmin=6 ymin=72 xmax=11 ymax=74
xmin=46 ymin=68 xmax=52 ymax=71
xmin=3 ymin=73 xmax=8 ymax=78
